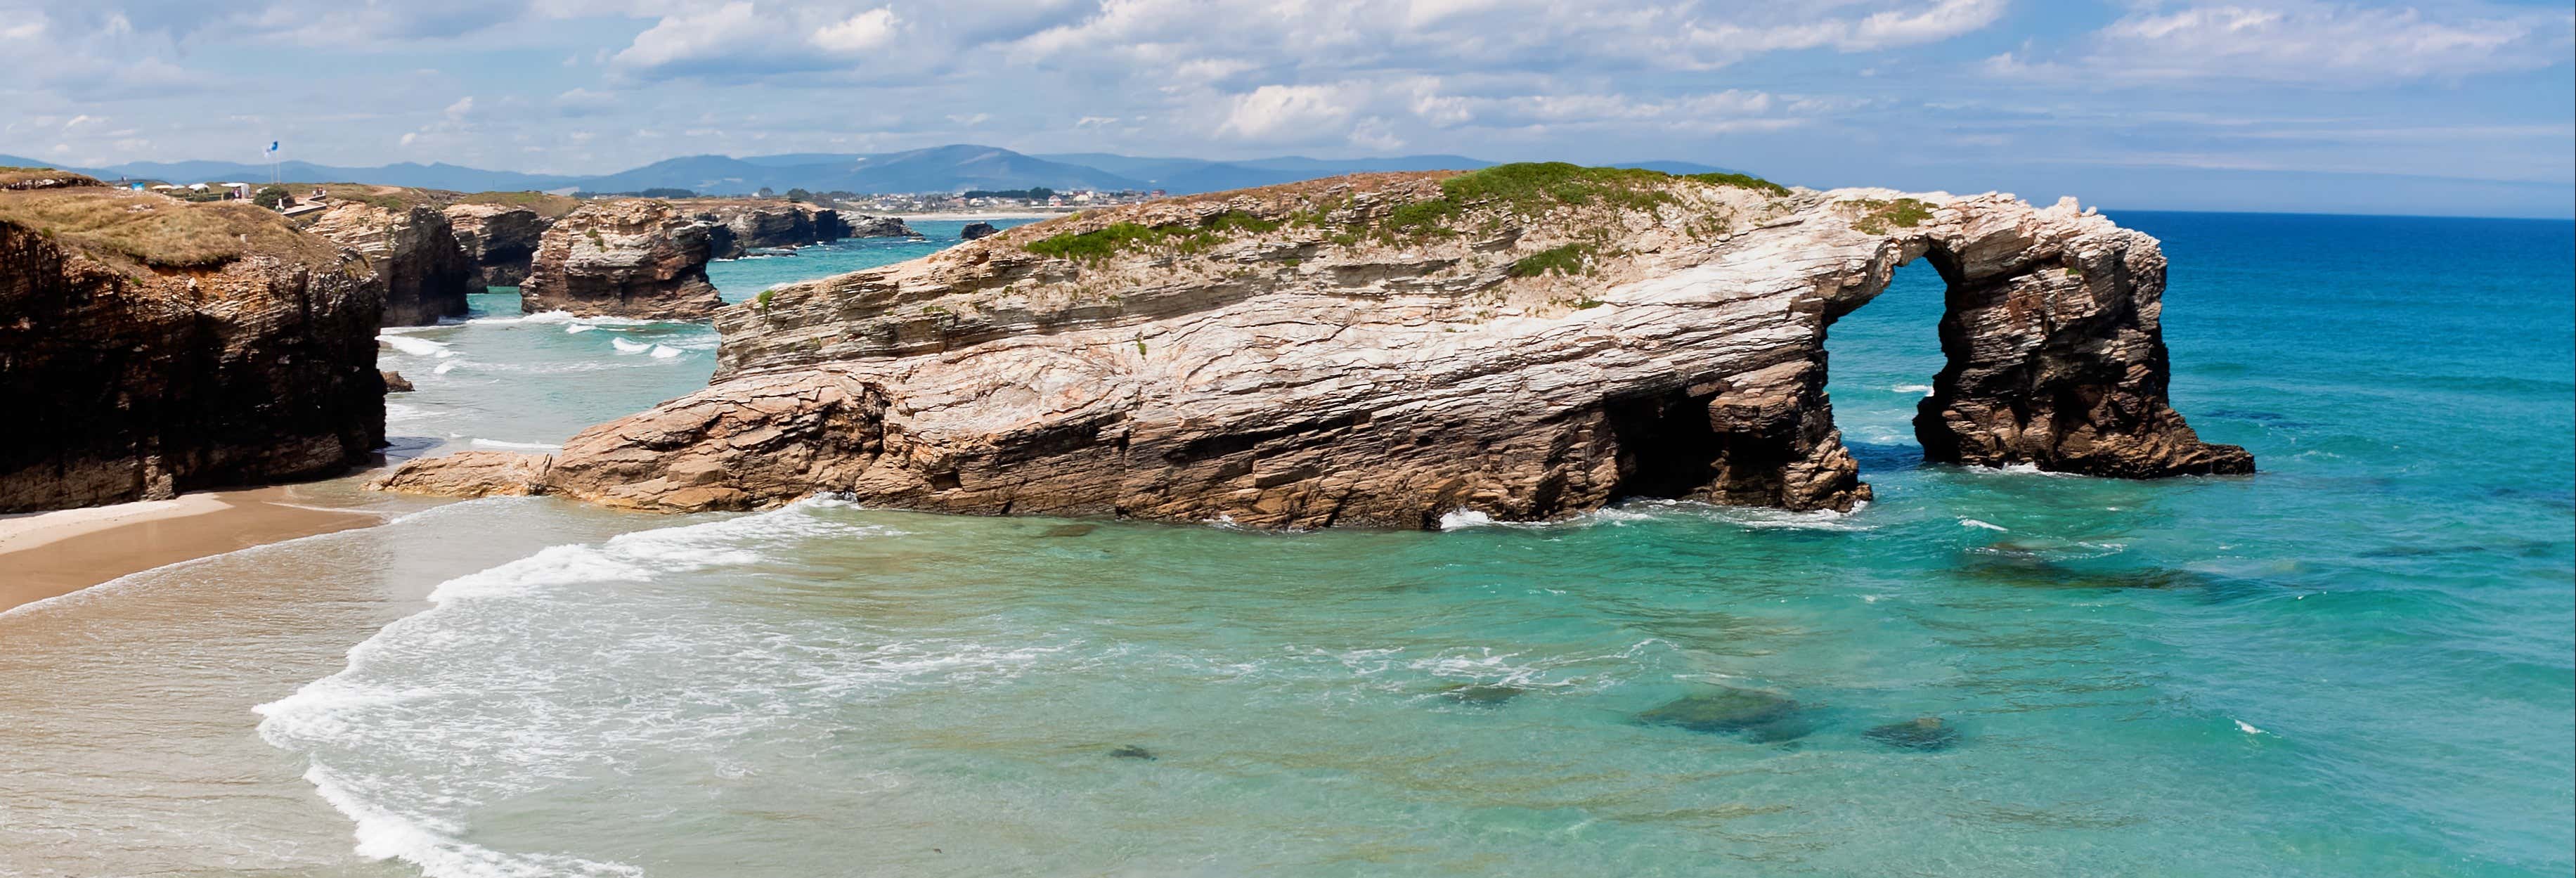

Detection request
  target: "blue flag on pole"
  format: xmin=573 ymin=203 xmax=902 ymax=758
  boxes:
xmin=268 ymin=141 xmax=279 ymax=155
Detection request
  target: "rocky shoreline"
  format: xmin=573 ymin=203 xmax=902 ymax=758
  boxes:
xmin=375 ymin=165 xmax=2252 ymax=528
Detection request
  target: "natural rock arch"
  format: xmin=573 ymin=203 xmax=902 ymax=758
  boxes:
xmin=373 ymin=173 xmax=2251 ymax=528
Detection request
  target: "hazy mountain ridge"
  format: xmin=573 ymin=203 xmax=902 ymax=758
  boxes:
xmin=2 ymin=146 xmax=1760 ymax=197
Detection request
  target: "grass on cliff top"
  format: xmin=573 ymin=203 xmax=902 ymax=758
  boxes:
xmin=1390 ymin=162 xmax=1787 ymax=238
xmin=0 ymin=167 xmax=104 ymax=188
xmin=1023 ymin=209 xmax=1282 ymax=262
xmin=1849 ymin=198 xmax=1936 ymax=235
xmin=0 ymin=188 xmax=338 ymax=270
xmin=1019 ymin=162 xmax=1793 ymax=262
xmin=456 ymin=190 xmax=582 ymax=217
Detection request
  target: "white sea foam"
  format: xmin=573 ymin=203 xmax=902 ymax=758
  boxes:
xmin=433 ymin=360 xmax=460 ymax=375
xmin=257 ymin=498 xmax=910 ymax=878
xmin=1960 ymin=518 xmax=2009 ymax=531
xmin=1437 ymin=508 xmax=1496 ymax=530
xmin=470 ymin=439 xmax=562 ymax=451
xmin=2234 ymin=719 xmax=2270 ymax=736
xmin=563 ymin=323 xmax=596 ymax=334
xmin=609 ymin=337 xmax=651 ymax=354
xmin=649 ymin=344 xmax=683 ymax=359
xmin=378 ymin=335 xmax=453 ymax=357
xmin=1893 ymin=383 xmax=1935 ymax=395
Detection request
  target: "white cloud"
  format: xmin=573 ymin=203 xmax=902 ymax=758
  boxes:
xmin=1217 ymin=85 xmax=1353 ymax=141
xmin=811 ymin=8 xmax=899 ymax=53
xmin=1992 ymin=1 xmax=2575 ymax=86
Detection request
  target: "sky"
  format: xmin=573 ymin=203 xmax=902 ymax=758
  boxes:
xmin=1 ymin=0 xmax=2570 ymax=217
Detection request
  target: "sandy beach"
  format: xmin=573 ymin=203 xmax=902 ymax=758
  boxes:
xmin=0 ymin=485 xmax=389 ymax=614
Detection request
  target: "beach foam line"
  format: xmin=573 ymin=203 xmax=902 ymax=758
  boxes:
xmin=470 ymin=439 xmax=562 ymax=451
xmin=649 ymin=344 xmax=683 ymax=359
xmin=377 ymin=335 xmax=453 ymax=357
xmin=609 ymin=337 xmax=650 ymax=354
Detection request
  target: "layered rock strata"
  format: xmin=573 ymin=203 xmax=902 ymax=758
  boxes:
xmin=443 ymin=202 xmax=553 ymax=288
xmin=687 ymin=201 xmax=917 ymax=258
xmin=380 ymin=167 xmax=2251 ymax=527
xmin=517 ymin=199 xmax=724 ymax=320
xmin=306 ymin=201 xmax=475 ymax=325
xmin=0 ymin=179 xmax=384 ymax=512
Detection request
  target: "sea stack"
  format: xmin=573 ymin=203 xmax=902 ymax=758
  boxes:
xmin=306 ymin=200 xmax=476 ymax=325
xmin=518 ymin=199 xmax=724 ymax=320
xmin=377 ymin=165 xmax=2251 ymax=527
xmin=0 ymin=171 xmax=384 ymax=512
xmin=444 ymin=202 xmax=555 ymax=289
xmin=960 ymin=221 xmax=999 ymax=240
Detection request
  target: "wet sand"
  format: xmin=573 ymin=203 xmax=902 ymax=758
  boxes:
xmin=0 ymin=486 xmax=389 ymax=613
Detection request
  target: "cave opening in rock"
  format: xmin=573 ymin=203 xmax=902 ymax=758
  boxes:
xmin=1822 ymin=256 xmax=1955 ymax=476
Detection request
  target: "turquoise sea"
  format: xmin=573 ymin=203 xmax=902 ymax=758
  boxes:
xmin=1 ymin=214 xmax=2568 ymax=877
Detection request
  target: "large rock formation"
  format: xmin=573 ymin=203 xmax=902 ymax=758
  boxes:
xmin=517 ymin=199 xmax=724 ymax=320
xmin=306 ymin=201 xmax=475 ymax=325
xmin=687 ymin=200 xmax=917 ymax=258
xmin=0 ymin=176 xmax=384 ymax=512
xmin=377 ymin=166 xmax=2251 ymax=527
xmin=443 ymin=202 xmax=553 ymax=288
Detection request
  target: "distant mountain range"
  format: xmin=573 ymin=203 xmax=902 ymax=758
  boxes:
xmin=0 ymin=144 xmax=1756 ymax=197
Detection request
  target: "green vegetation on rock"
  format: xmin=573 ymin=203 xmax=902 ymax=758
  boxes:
xmin=1851 ymin=198 xmax=1936 ymax=235
xmin=1025 ymin=210 xmax=1282 ymax=262
xmin=1510 ymin=243 xmax=1596 ymax=278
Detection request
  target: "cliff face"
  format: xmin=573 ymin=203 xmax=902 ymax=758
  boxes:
xmin=306 ymin=201 xmax=475 ymax=325
xmin=688 ymin=201 xmax=917 ymax=258
xmin=443 ymin=202 xmax=552 ymax=289
xmin=379 ymin=166 xmax=2250 ymax=527
xmin=517 ymin=199 xmax=724 ymax=320
xmin=0 ymin=181 xmax=384 ymax=512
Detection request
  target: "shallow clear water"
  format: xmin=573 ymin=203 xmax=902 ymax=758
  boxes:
xmin=3 ymin=213 xmax=2568 ymax=877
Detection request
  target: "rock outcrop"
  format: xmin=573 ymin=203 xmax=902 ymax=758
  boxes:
xmin=959 ymin=221 xmax=999 ymax=240
xmin=517 ymin=199 xmax=724 ymax=320
xmin=0 ymin=178 xmax=384 ymax=512
xmin=306 ymin=201 xmax=475 ymax=325
xmin=444 ymin=202 xmax=553 ymax=289
xmin=686 ymin=201 xmax=918 ymax=258
xmin=380 ymin=165 xmax=2251 ymax=527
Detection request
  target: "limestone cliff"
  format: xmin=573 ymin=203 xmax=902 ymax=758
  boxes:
xmin=0 ymin=177 xmax=384 ymax=512
xmin=306 ymin=201 xmax=474 ymax=325
xmin=379 ymin=165 xmax=2251 ymax=527
xmin=517 ymin=199 xmax=723 ymax=320
xmin=444 ymin=202 xmax=553 ymax=289
xmin=686 ymin=200 xmax=917 ymax=258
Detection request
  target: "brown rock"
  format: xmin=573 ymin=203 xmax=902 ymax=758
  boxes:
xmin=443 ymin=202 xmax=554 ymax=289
xmin=368 ymin=451 xmax=552 ymax=498
xmin=382 ymin=168 xmax=2251 ymax=525
xmin=518 ymin=199 xmax=724 ymax=320
xmin=306 ymin=201 xmax=475 ymax=325
xmin=0 ymin=180 xmax=384 ymax=512
xmin=381 ymin=370 xmax=414 ymax=392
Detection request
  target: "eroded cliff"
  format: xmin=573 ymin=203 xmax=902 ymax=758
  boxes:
xmin=0 ymin=175 xmax=384 ymax=512
xmin=685 ymin=200 xmax=915 ymax=259
xmin=444 ymin=202 xmax=554 ymax=289
xmin=379 ymin=165 xmax=2250 ymax=527
xmin=517 ymin=199 xmax=724 ymax=320
xmin=306 ymin=200 xmax=474 ymax=325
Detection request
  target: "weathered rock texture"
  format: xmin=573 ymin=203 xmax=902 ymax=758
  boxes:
xmin=306 ymin=201 xmax=475 ymax=325
xmin=681 ymin=200 xmax=918 ymax=258
xmin=443 ymin=202 xmax=553 ymax=288
xmin=382 ymin=167 xmax=2251 ymax=527
xmin=518 ymin=199 xmax=724 ymax=320
xmin=959 ymin=221 xmax=999 ymax=240
xmin=0 ymin=180 xmax=384 ymax=512
xmin=368 ymin=450 xmax=549 ymax=498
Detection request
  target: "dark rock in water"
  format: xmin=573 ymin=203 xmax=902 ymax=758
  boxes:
xmin=1864 ymin=716 xmax=1960 ymax=751
xmin=1042 ymin=523 xmax=1097 ymax=538
xmin=960 ymin=221 xmax=1000 ymax=240
xmin=382 ymin=370 xmax=414 ymax=393
xmin=1636 ymin=687 xmax=1810 ymax=741
xmin=1108 ymin=745 xmax=1155 ymax=760
xmin=1438 ymin=683 xmax=1527 ymax=706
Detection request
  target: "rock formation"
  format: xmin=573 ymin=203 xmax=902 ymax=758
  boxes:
xmin=686 ymin=201 xmax=918 ymax=258
xmin=959 ymin=221 xmax=999 ymax=240
xmin=306 ymin=201 xmax=475 ymax=325
xmin=444 ymin=202 xmax=553 ymax=288
xmin=376 ymin=165 xmax=2251 ymax=527
xmin=0 ymin=175 xmax=384 ymax=512
xmin=517 ymin=199 xmax=724 ymax=320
